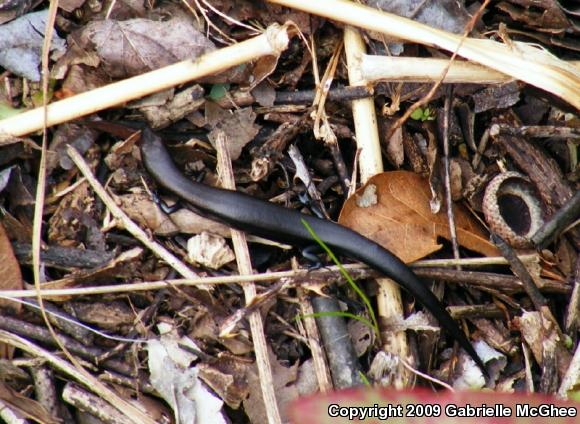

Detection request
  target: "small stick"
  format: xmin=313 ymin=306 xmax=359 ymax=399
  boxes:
xmin=62 ymin=383 xmax=134 ymax=424
xmin=66 ymin=145 xmax=200 ymax=281
xmin=0 ymin=330 xmax=156 ymax=424
xmin=491 ymin=123 xmax=580 ymax=139
xmin=311 ymin=296 xmax=364 ymax=388
xmin=295 ymin=260 xmax=333 ymax=392
xmin=0 ymin=315 xmax=136 ymax=376
xmin=0 ymin=254 xmax=549 ymax=299
xmin=414 ymin=268 xmax=569 ymax=295
xmin=214 ymin=132 xmax=282 ymax=424
xmin=442 ymin=86 xmax=461 ymax=266
xmin=532 ymin=190 xmax=580 ymax=249
xmin=492 ymin=234 xmax=547 ymax=311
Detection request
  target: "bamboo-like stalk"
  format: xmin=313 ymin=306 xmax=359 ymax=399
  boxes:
xmin=0 ymin=24 xmax=289 ymax=138
xmin=344 ymin=28 xmax=382 ymax=182
xmin=344 ymin=26 xmax=412 ymax=387
xmin=268 ymin=0 xmax=580 ymax=109
xmin=362 ymin=57 xmax=580 ymax=84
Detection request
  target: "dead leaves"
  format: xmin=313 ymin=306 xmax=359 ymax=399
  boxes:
xmin=0 ymin=10 xmax=66 ymax=81
xmin=339 ymin=171 xmax=499 ymax=263
xmin=0 ymin=222 xmax=23 ymax=310
xmin=75 ymin=15 xmax=215 ymax=79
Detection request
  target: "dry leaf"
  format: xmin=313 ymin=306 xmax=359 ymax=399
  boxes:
xmin=0 ymin=221 xmax=22 ymax=358
xmin=63 ymin=300 xmax=136 ymax=331
xmin=187 ymin=232 xmax=235 ymax=269
xmin=338 ymin=171 xmax=498 ymax=263
xmin=366 ymin=0 xmax=473 ymax=34
xmin=0 ymin=222 xmax=22 ymax=306
xmin=198 ymin=355 xmax=250 ymax=409
xmin=206 ymin=106 xmax=260 ymax=160
xmin=0 ymin=10 xmax=66 ymax=80
xmin=148 ymin=324 xmax=227 ymax=424
xmin=116 ymin=192 xmax=231 ymax=237
xmin=244 ymin=346 xmax=299 ymax=424
xmin=76 ymin=15 xmax=214 ymax=78
xmin=385 ymin=126 xmax=404 ymax=168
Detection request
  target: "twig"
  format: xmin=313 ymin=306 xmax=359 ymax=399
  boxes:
xmin=0 ymin=254 xmax=555 ymax=300
xmin=564 ymin=259 xmax=580 ymax=334
xmin=492 ymin=234 xmax=547 ymax=310
xmin=532 ymin=190 xmax=580 ymax=249
xmin=0 ymin=315 xmax=136 ymax=376
xmin=361 ymin=56 xmax=580 ymax=84
xmin=62 ymin=383 xmax=134 ymax=424
xmin=343 ymin=27 xmax=383 ymax=181
xmin=0 ymin=331 xmax=156 ymax=424
xmin=295 ymin=260 xmax=333 ymax=392
xmin=214 ymin=132 xmax=282 ymax=424
xmin=30 ymin=367 xmax=60 ymax=421
xmin=413 ymin=254 xmax=539 ymax=267
xmin=442 ymin=86 xmax=461 ymax=266
xmin=414 ymin=268 xmax=569 ymax=295
xmin=0 ymin=265 xmax=373 ymax=298
xmin=491 ymin=123 xmax=580 ymax=139
xmin=311 ymin=296 xmax=364 ymax=388
xmin=66 ymin=145 xmax=200 ymax=282
xmin=446 ymin=304 xmax=505 ymax=319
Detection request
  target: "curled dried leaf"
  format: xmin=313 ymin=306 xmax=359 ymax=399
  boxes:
xmin=339 ymin=171 xmax=498 ymax=263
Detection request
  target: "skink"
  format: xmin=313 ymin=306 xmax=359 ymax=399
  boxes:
xmin=140 ymin=127 xmax=486 ymax=374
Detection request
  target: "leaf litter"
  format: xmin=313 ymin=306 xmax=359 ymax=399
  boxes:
xmin=0 ymin=0 xmax=578 ymax=422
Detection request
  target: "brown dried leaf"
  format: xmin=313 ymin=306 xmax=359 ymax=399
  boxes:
xmin=248 ymin=54 xmax=280 ymax=91
xmin=198 ymin=355 xmax=250 ymax=409
xmin=206 ymin=106 xmax=260 ymax=160
xmin=385 ymin=126 xmax=404 ymax=168
xmin=244 ymin=347 xmax=299 ymax=424
xmin=338 ymin=171 xmax=499 ymax=263
xmin=496 ymin=0 xmax=570 ymax=34
xmin=77 ymin=16 xmax=214 ymax=78
xmin=116 ymin=192 xmax=231 ymax=237
xmin=0 ymin=220 xmax=20 ymax=359
xmin=0 ymin=221 xmax=22 ymax=313
xmin=63 ymin=300 xmax=135 ymax=331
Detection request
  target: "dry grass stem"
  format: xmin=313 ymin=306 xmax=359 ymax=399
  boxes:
xmin=0 ymin=24 xmax=290 ymax=137
xmin=269 ymin=0 xmax=580 ymax=109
